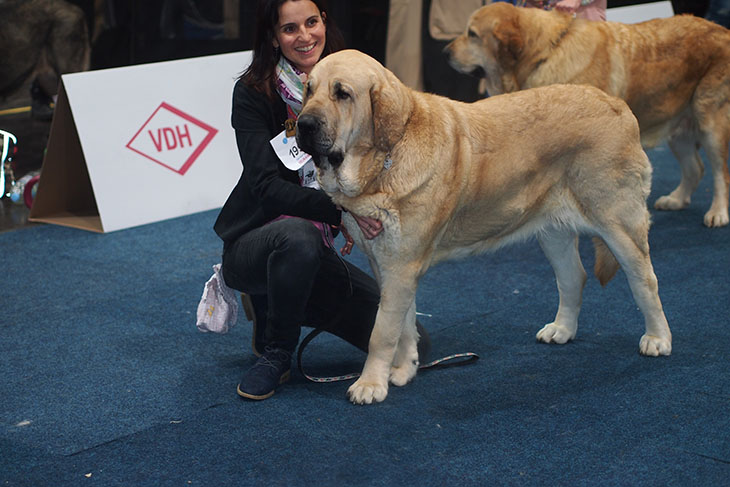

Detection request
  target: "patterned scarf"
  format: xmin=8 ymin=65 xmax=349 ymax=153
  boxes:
xmin=272 ymin=56 xmax=331 ymax=244
xmin=274 ymin=55 xmax=318 ymax=190
xmin=275 ymin=56 xmax=306 ymax=117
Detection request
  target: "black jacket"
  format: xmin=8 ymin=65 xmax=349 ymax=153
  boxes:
xmin=213 ymin=80 xmax=341 ymax=244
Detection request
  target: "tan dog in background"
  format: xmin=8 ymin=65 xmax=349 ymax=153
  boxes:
xmin=296 ymin=50 xmax=671 ymax=405
xmin=445 ymin=3 xmax=730 ymax=228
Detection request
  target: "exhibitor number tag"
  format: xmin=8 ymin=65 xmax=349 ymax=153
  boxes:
xmin=270 ymin=129 xmax=312 ymax=171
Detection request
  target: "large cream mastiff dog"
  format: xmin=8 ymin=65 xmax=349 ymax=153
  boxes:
xmin=444 ymin=2 xmax=730 ymax=228
xmin=296 ymin=50 xmax=671 ymax=405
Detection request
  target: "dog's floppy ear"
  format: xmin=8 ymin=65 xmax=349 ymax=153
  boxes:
xmin=493 ymin=15 xmax=523 ymax=66
xmin=370 ymin=72 xmax=410 ymax=153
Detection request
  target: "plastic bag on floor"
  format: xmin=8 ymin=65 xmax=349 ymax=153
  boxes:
xmin=196 ymin=263 xmax=239 ymax=333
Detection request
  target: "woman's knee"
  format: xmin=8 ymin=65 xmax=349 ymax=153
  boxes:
xmin=275 ymin=218 xmax=325 ymax=261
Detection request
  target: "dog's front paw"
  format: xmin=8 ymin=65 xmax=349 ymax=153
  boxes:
xmin=536 ymin=322 xmax=576 ymax=344
xmin=654 ymin=194 xmax=689 ymax=211
xmin=347 ymin=378 xmax=389 ymax=405
xmin=390 ymin=360 xmax=418 ymax=387
xmin=639 ymin=334 xmax=672 ymax=356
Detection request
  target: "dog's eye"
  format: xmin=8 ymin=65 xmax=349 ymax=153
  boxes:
xmin=468 ymin=29 xmax=479 ymax=39
xmin=304 ymin=81 xmax=312 ymax=98
xmin=333 ymin=82 xmax=351 ymax=101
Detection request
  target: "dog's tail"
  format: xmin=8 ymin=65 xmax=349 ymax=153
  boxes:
xmin=592 ymin=237 xmax=619 ymax=286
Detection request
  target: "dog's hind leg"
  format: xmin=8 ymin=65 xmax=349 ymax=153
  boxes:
xmin=389 ymin=298 xmax=419 ymax=387
xmin=698 ymin=111 xmax=730 ymax=227
xmin=677 ymin=74 xmax=730 ymax=227
xmin=600 ymin=225 xmax=672 ymax=356
xmin=654 ymin=130 xmax=703 ymax=213
xmin=536 ymin=229 xmax=587 ymax=345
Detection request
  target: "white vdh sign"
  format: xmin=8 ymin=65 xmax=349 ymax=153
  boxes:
xmin=30 ymin=51 xmax=252 ymax=233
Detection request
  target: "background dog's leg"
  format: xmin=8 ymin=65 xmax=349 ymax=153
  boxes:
xmin=347 ymin=274 xmax=417 ymax=405
xmin=695 ymin=74 xmax=730 ymax=227
xmin=536 ymin=230 xmax=586 ymax=345
xmin=699 ymin=123 xmax=730 ymax=227
xmin=601 ymin=227 xmax=672 ymax=356
xmin=389 ymin=299 xmax=419 ymax=387
xmin=654 ymin=132 xmax=703 ymax=214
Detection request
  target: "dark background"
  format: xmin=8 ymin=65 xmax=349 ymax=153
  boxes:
xmin=69 ymin=1 xmax=679 ymax=72
xmin=0 ymin=0 xmax=702 ymax=232
xmin=66 ymin=0 xmax=390 ymax=70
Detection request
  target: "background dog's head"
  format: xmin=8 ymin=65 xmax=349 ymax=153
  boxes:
xmin=445 ymin=3 xmax=572 ymax=95
xmin=297 ymin=49 xmax=411 ymax=196
xmin=444 ymin=3 xmax=526 ymax=95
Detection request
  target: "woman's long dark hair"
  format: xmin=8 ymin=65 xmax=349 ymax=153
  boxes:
xmin=241 ymin=0 xmax=345 ymax=100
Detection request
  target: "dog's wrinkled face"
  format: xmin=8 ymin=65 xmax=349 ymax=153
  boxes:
xmin=296 ymin=50 xmax=404 ymax=196
xmin=296 ymin=71 xmax=370 ymax=170
xmin=444 ymin=4 xmax=522 ymax=95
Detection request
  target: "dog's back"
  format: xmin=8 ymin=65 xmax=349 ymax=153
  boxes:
xmin=408 ymin=84 xmax=651 ymax=269
xmin=529 ymin=13 xmax=730 ymax=143
xmin=446 ymin=2 xmax=730 ymax=227
xmin=454 ymin=3 xmax=730 ymax=141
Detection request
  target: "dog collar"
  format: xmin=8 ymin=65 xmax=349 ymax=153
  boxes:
xmin=384 ymin=153 xmax=393 ymax=170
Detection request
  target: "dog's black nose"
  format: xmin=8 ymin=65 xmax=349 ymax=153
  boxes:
xmin=297 ymin=114 xmax=320 ymax=136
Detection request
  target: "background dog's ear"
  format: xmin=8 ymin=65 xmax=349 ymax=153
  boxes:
xmin=493 ymin=17 xmax=523 ymax=66
xmin=370 ymin=73 xmax=410 ymax=152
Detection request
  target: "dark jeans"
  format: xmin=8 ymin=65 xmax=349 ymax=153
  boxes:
xmin=221 ymin=218 xmax=380 ymax=354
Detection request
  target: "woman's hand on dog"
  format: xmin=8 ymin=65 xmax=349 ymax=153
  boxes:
xmin=337 ymin=212 xmax=383 ymax=256
xmin=352 ymin=213 xmax=383 ymax=240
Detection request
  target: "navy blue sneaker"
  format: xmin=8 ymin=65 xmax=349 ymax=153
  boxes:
xmin=237 ymin=346 xmax=292 ymax=400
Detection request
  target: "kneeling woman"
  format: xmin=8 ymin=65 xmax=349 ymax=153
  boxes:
xmin=214 ymin=0 xmax=428 ymax=400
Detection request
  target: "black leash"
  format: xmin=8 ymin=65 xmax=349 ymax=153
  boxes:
xmin=297 ymin=328 xmax=479 ymax=383
xmin=299 ymin=235 xmax=479 ymax=383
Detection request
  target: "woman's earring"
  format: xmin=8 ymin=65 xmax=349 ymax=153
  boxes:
xmin=273 ymin=45 xmax=280 ymax=57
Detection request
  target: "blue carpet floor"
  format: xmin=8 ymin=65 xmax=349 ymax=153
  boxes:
xmin=1 ymin=144 xmax=729 ymax=486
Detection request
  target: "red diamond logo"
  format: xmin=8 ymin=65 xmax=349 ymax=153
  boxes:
xmin=126 ymin=102 xmax=218 ymax=175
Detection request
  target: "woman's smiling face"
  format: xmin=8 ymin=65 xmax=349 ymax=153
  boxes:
xmin=273 ymin=0 xmax=327 ymax=75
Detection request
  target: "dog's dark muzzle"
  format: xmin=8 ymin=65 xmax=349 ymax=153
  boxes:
xmin=296 ymin=114 xmax=320 ymax=142
xmin=443 ymin=45 xmax=486 ymax=79
xmin=296 ymin=114 xmax=324 ymax=154
xmin=296 ymin=114 xmax=343 ymax=169
xmin=469 ymin=65 xmax=487 ymax=78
